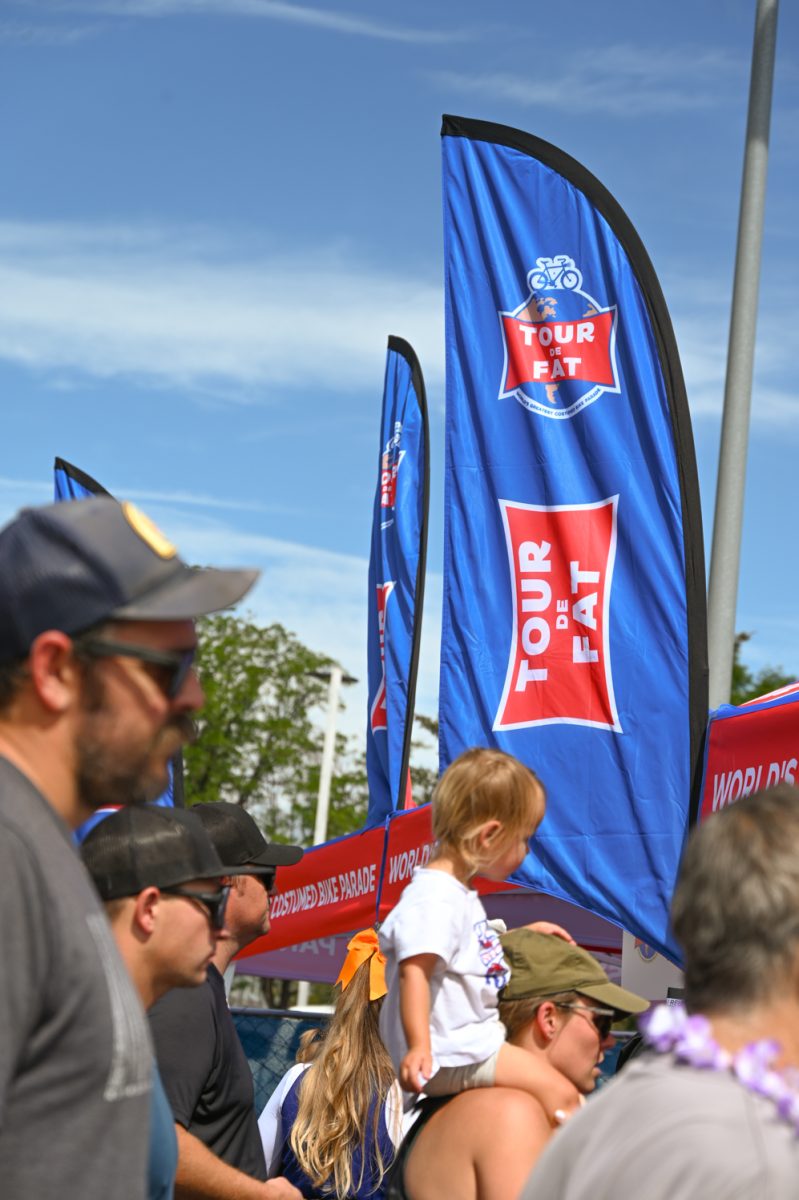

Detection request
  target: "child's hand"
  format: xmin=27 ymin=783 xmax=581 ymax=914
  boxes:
xmin=524 ymin=920 xmax=576 ymax=945
xmin=400 ymin=1047 xmax=432 ymax=1093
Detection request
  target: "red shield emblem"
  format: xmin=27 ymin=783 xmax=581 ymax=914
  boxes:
xmin=499 ymin=256 xmax=619 ymax=420
xmin=494 ymin=497 xmax=621 ymax=731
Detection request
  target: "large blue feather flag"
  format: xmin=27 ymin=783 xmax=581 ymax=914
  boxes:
xmin=438 ymin=116 xmax=707 ymax=959
xmin=365 ymin=338 xmax=429 ymax=827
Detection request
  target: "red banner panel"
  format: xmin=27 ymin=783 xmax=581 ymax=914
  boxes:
xmin=377 ymin=805 xmax=520 ymax=920
xmin=495 ymin=497 xmax=619 ymax=732
xmin=501 ymin=310 xmax=617 ymax=391
xmin=238 ymin=825 xmax=385 ymax=957
xmin=700 ymin=695 xmax=799 ymax=823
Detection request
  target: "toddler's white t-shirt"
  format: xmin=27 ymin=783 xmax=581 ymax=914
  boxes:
xmin=379 ymin=867 xmax=509 ymax=1074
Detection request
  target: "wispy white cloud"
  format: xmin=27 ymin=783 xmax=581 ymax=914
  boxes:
xmin=0 ymin=219 xmax=444 ymax=398
xmin=19 ymin=0 xmax=461 ymax=44
xmin=0 ymin=475 xmax=294 ymax=514
xmin=169 ymin=512 xmax=443 ymax=736
xmin=0 ymin=19 xmax=100 ymax=43
xmin=433 ymin=44 xmax=743 ymax=117
xmin=669 ymin=285 xmax=798 ymax=430
xmin=1 ymin=217 xmax=795 ymax=429
xmin=0 ymin=484 xmax=443 ymax=747
xmin=653 ymin=261 xmax=796 ymax=429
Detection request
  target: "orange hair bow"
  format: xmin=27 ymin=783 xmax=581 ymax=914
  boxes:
xmin=335 ymin=928 xmax=387 ymax=1001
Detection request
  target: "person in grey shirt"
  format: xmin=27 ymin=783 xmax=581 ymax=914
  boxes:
xmin=81 ymin=804 xmax=242 ymax=1200
xmin=0 ymin=497 xmax=257 ymax=1200
xmin=522 ymin=783 xmax=799 ymax=1200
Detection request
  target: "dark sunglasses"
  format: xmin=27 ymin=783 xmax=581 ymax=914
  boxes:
xmin=160 ymin=884 xmax=230 ymax=931
xmin=252 ymin=868 xmax=276 ymax=895
xmin=77 ymin=637 xmax=196 ymax=699
xmin=555 ymin=1002 xmax=616 ymax=1040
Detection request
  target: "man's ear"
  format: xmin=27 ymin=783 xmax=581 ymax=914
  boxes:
xmin=133 ymin=886 xmax=160 ymax=937
xmin=27 ymin=631 xmax=82 ymax=713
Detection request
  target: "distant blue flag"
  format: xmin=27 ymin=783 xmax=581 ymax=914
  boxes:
xmin=54 ymin=457 xmax=111 ymax=502
xmin=439 ymin=116 xmax=707 ymax=959
xmin=365 ymin=338 xmax=429 ymax=827
xmin=53 ymin=458 xmax=183 ymax=833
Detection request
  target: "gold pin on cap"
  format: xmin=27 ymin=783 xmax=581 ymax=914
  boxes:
xmin=121 ymin=502 xmax=177 ymax=560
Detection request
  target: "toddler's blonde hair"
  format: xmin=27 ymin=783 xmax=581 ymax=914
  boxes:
xmin=432 ymin=746 xmax=545 ymax=874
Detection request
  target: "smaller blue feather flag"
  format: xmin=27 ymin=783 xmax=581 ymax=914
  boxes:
xmin=365 ymin=339 xmax=429 ymax=827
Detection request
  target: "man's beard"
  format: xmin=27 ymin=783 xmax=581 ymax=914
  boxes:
xmin=77 ymin=732 xmax=179 ymax=809
xmin=75 ymin=665 xmax=195 ymax=810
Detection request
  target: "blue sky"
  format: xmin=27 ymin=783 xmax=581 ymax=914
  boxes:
xmin=0 ymin=0 xmax=796 ymax=751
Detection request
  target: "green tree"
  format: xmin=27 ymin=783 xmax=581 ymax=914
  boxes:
xmin=407 ymin=713 xmax=439 ymax=807
xmin=184 ymin=614 xmax=367 ymax=843
xmin=730 ymin=632 xmax=794 ymax=706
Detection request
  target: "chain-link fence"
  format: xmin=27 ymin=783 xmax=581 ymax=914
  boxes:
xmin=232 ymin=1008 xmax=637 ymax=1113
xmin=231 ymin=1008 xmax=327 ymax=1112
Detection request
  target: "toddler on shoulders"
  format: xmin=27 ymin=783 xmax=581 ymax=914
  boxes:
xmin=379 ymin=747 xmax=580 ymax=1123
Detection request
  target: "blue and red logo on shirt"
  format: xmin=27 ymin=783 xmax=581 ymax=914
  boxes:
xmin=475 ymin=919 xmax=510 ymax=990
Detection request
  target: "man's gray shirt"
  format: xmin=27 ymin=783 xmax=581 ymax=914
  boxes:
xmin=0 ymin=759 xmax=152 ymax=1199
xmin=523 ymin=1049 xmax=799 ymax=1199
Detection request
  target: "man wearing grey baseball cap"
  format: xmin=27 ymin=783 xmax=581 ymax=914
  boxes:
xmin=0 ymin=496 xmax=259 ymax=1200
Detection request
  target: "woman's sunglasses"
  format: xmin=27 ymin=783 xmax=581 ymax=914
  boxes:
xmin=555 ymin=1001 xmax=616 ymax=1040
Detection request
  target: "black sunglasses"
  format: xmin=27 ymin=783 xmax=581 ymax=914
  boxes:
xmin=160 ymin=884 xmax=230 ymax=931
xmin=77 ymin=638 xmax=196 ymax=699
xmin=252 ymin=868 xmax=276 ymax=894
xmin=555 ymin=1002 xmax=616 ymax=1040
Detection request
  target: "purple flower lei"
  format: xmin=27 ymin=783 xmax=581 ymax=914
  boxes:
xmin=640 ymin=1003 xmax=799 ymax=1135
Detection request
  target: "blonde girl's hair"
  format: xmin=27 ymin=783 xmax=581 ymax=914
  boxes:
xmin=288 ymin=957 xmax=399 ymax=1196
xmin=432 ymin=746 xmax=545 ymax=875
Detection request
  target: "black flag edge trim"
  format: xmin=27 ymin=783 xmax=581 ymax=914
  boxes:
xmin=386 ymin=336 xmax=430 ymax=812
xmin=53 ymin=457 xmax=112 ymax=497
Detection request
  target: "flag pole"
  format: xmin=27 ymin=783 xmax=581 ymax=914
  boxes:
xmin=707 ymin=0 xmax=779 ymax=709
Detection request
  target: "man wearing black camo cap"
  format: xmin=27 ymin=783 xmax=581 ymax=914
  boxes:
xmin=149 ymin=801 xmax=303 ymax=1200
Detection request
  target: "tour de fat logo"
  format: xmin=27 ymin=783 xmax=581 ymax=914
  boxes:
xmin=494 ymin=497 xmax=621 ymax=734
xmin=499 ymin=255 xmax=620 ymax=420
xmin=379 ymin=421 xmax=405 ymax=529
xmin=370 ymin=581 xmax=395 ymax=733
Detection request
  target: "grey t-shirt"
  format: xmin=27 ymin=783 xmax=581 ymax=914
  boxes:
xmin=0 ymin=759 xmax=152 ymax=1199
xmin=523 ymin=1049 xmax=799 ymax=1200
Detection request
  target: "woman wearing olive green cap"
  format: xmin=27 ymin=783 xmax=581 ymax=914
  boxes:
xmin=387 ymin=930 xmax=648 ymax=1200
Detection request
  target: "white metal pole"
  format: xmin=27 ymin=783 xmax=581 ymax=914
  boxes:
xmin=313 ymin=665 xmax=343 ymax=847
xmin=707 ymin=0 xmax=779 ymax=709
xmin=296 ymin=666 xmax=343 ymax=1009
